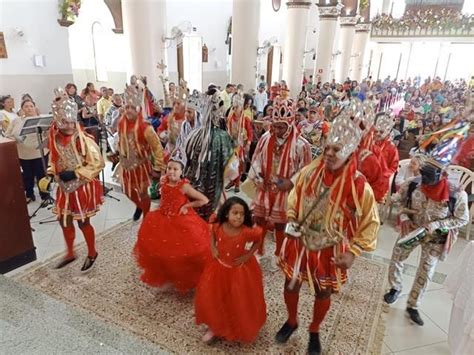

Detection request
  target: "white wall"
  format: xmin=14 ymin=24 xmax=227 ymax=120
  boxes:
xmin=0 ymin=0 xmax=73 ymax=110
xmin=166 ymin=0 xmax=232 ymax=88
xmin=369 ymin=40 xmax=474 ymax=82
xmin=67 ymin=0 xmax=129 ymax=92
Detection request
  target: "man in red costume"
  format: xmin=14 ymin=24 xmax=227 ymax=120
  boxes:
xmin=276 ymin=102 xmax=380 ymax=354
xmin=249 ymin=100 xmax=311 ymax=266
xmin=355 ymin=101 xmax=388 ymax=203
xmin=225 ymin=94 xmax=254 ymax=193
xmin=373 ymin=112 xmax=399 ymax=199
xmin=158 ymin=80 xmax=187 ymax=160
xmin=117 ymin=81 xmax=165 ymax=220
xmin=39 ymin=88 xmax=105 ymax=271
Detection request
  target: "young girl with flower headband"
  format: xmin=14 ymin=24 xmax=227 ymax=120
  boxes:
xmin=134 ymin=156 xmax=210 ymax=293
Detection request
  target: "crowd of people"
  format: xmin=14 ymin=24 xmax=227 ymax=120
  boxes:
xmin=0 ymin=70 xmax=472 ymax=354
xmin=372 ymin=8 xmax=474 ymax=33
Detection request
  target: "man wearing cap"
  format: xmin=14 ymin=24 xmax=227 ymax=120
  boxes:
xmin=384 ymin=123 xmax=470 ymax=326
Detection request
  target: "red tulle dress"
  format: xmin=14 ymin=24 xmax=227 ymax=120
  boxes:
xmin=194 ymin=224 xmax=267 ymax=343
xmin=134 ymin=178 xmax=211 ymax=293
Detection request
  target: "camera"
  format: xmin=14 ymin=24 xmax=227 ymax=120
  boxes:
xmin=284 ymin=221 xmax=302 ymax=238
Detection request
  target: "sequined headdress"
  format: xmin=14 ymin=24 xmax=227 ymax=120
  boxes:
xmin=231 ymin=93 xmax=244 ymax=108
xmin=51 ymin=87 xmax=78 ymax=127
xmin=169 ymin=146 xmax=187 ymax=168
xmin=124 ymin=81 xmax=144 ymax=108
xmin=186 ymin=90 xmax=203 ymax=112
xmin=272 ymin=100 xmax=295 ymax=125
xmin=326 ymin=99 xmax=364 ymax=161
xmin=374 ymin=111 xmax=395 ymax=139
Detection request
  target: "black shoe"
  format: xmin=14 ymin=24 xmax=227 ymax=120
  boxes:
xmin=81 ymin=253 xmax=98 ymax=272
xmin=407 ymin=307 xmax=424 ymax=326
xmin=275 ymin=321 xmax=298 ymax=344
xmin=133 ymin=208 xmax=143 ymax=221
xmin=383 ymin=288 xmax=401 ymax=304
xmin=225 ymin=182 xmax=234 ymax=191
xmin=55 ymin=257 xmax=76 ymax=269
xmin=234 ymin=186 xmax=240 ymax=193
xmin=308 ymin=332 xmax=322 ymax=355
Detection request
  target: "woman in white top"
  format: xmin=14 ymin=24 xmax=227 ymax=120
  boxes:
xmin=6 ymin=99 xmax=48 ymax=203
xmin=0 ymin=95 xmax=19 ymax=135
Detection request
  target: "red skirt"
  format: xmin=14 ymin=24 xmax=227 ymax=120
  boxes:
xmin=195 ymin=256 xmax=267 ymax=342
xmin=54 ymin=179 xmax=103 ymax=220
xmin=122 ymin=161 xmax=151 ymax=198
xmin=278 ymin=238 xmax=348 ymax=292
xmin=134 ymin=210 xmax=211 ymax=293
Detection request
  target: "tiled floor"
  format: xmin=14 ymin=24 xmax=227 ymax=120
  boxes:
xmin=7 ymin=163 xmax=470 ymax=354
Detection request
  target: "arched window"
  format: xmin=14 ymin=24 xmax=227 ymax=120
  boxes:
xmin=92 ymin=21 xmax=108 ymax=82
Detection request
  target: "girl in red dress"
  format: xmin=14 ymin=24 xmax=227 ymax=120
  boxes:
xmin=195 ymin=197 xmax=267 ymax=343
xmin=134 ymin=158 xmax=210 ymax=293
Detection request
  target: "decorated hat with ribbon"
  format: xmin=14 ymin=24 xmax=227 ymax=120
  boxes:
xmin=51 ymin=87 xmax=78 ymax=126
xmin=272 ymin=100 xmax=296 ymax=125
xmin=326 ymin=99 xmax=365 ymax=161
xmin=124 ymin=81 xmax=144 ymax=108
xmin=420 ymin=119 xmax=470 ymax=169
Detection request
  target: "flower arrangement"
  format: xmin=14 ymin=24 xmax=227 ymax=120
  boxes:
xmin=58 ymin=0 xmax=81 ymax=22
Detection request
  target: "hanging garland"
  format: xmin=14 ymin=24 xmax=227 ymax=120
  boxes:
xmin=58 ymin=0 xmax=81 ymax=22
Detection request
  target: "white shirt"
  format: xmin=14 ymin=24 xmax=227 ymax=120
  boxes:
xmin=254 ymin=91 xmax=268 ymax=113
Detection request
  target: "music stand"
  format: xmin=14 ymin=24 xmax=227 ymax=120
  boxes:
xmin=18 ymin=115 xmax=56 ymax=224
xmin=86 ymin=123 xmax=120 ymax=202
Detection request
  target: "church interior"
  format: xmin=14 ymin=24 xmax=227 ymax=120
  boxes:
xmin=1 ymin=0 xmax=473 ymax=354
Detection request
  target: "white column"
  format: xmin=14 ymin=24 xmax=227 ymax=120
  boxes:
xmin=337 ymin=15 xmax=358 ymax=83
xmin=282 ymin=1 xmax=311 ymax=97
xmin=122 ymin=0 xmax=167 ymax=97
xmin=314 ymin=4 xmax=341 ymax=83
xmin=350 ymin=23 xmax=371 ymax=82
xmin=231 ymin=0 xmax=260 ymax=92
xmin=381 ymin=0 xmax=392 ymax=14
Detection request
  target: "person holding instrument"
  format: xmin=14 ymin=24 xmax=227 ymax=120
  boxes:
xmin=384 ymin=121 xmax=470 ymax=326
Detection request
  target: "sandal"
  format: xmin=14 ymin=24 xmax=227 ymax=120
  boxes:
xmin=81 ymin=253 xmax=98 ymax=272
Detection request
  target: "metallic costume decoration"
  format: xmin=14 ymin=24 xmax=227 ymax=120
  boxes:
xmin=374 ymin=111 xmax=395 ymax=139
xmin=186 ymin=89 xmax=204 ymax=112
xmin=124 ymin=81 xmax=144 ymax=108
xmin=169 ymin=147 xmax=187 ymax=168
xmin=51 ymin=87 xmax=78 ymax=128
xmin=326 ymin=99 xmax=364 ymax=161
xmin=231 ymin=93 xmax=244 ymax=108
